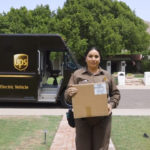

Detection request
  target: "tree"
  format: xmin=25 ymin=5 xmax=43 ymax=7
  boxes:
xmin=55 ymin=0 xmax=150 ymax=61
xmin=29 ymin=5 xmax=52 ymax=33
xmin=0 ymin=13 xmax=10 ymax=33
xmin=0 ymin=5 xmax=54 ymax=34
xmin=0 ymin=0 xmax=149 ymax=61
xmin=3 ymin=7 xmax=32 ymax=33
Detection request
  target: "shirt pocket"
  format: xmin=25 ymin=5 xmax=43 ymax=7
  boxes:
xmin=77 ymin=77 xmax=89 ymax=84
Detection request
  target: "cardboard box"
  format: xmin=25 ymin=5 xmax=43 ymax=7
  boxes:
xmin=72 ymin=82 xmax=109 ymax=119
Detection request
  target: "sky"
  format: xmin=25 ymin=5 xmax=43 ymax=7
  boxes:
xmin=0 ymin=0 xmax=150 ymax=21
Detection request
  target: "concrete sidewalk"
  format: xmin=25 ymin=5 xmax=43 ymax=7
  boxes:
xmin=50 ymin=115 xmax=115 ymax=150
xmin=117 ymin=85 xmax=150 ymax=89
xmin=49 ymin=108 xmax=150 ymax=150
xmin=117 ymin=77 xmax=150 ymax=89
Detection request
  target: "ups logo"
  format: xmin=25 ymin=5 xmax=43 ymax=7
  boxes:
xmin=14 ymin=54 xmax=28 ymax=71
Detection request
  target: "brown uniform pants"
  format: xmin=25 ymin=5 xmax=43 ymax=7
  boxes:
xmin=75 ymin=114 xmax=112 ymax=150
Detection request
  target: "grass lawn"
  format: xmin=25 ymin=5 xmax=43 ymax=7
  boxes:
xmin=0 ymin=116 xmax=61 ymax=150
xmin=47 ymin=76 xmax=63 ymax=84
xmin=134 ymin=73 xmax=144 ymax=78
xmin=111 ymin=116 xmax=150 ymax=150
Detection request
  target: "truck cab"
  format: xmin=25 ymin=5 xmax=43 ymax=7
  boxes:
xmin=0 ymin=34 xmax=79 ymax=107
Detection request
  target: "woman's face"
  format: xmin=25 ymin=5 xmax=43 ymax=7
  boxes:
xmin=85 ymin=49 xmax=100 ymax=69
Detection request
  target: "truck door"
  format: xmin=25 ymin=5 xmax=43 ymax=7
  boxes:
xmin=57 ymin=51 xmax=79 ymax=107
xmin=0 ymin=49 xmax=39 ymax=102
xmin=63 ymin=52 xmax=78 ymax=84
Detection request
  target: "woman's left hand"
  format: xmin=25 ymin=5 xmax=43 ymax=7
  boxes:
xmin=107 ymin=103 xmax=112 ymax=115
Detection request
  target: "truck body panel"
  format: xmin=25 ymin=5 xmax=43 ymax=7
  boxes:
xmin=0 ymin=34 xmax=78 ymax=107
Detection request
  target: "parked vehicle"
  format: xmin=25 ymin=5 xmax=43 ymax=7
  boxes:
xmin=0 ymin=34 xmax=79 ymax=107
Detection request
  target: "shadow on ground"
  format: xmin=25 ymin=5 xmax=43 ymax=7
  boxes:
xmin=0 ymin=102 xmax=63 ymax=109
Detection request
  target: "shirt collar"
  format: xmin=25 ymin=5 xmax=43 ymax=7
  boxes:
xmin=82 ymin=67 xmax=105 ymax=75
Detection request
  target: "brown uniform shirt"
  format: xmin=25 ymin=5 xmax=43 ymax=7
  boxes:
xmin=65 ymin=67 xmax=120 ymax=108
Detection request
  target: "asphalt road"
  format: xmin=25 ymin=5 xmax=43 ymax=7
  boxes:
xmin=0 ymin=89 xmax=150 ymax=110
xmin=118 ymin=89 xmax=150 ymax=109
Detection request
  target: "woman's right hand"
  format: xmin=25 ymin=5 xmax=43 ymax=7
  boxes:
xmin=68 ymin=85 xmax=78 ymax=97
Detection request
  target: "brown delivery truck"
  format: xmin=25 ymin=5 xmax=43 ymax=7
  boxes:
xmin=0 ymin=34 xmax=79 ymax=107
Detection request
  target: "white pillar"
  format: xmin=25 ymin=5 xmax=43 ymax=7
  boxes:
xmin=144 ymin=72 xmax=150 ymax=85
xmin=106 ymin=61 xmax=111 ymax=74
xmin=121 ymin=61 xmax=126 ymax=72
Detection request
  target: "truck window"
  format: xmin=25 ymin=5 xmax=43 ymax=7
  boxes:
xmin=64 ymin=52 xmax=78 ymax=70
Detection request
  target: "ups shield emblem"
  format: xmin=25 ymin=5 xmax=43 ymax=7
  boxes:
xmin=14 ymin=54 xmax=28 ymax=71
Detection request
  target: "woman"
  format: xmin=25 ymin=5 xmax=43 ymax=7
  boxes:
xmin=65 ymin=47 xmax=120 ymax=150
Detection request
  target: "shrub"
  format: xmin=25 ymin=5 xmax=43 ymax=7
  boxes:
xmin=141 ymin=60 xmax=150 ymax=72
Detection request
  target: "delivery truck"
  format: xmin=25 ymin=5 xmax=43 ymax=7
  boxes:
xmin=0 ymin=34 xmax=79 ymax=107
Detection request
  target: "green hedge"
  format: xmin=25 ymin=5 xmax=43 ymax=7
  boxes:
xmin=141 ymin=60 xmax=150 ymax=72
